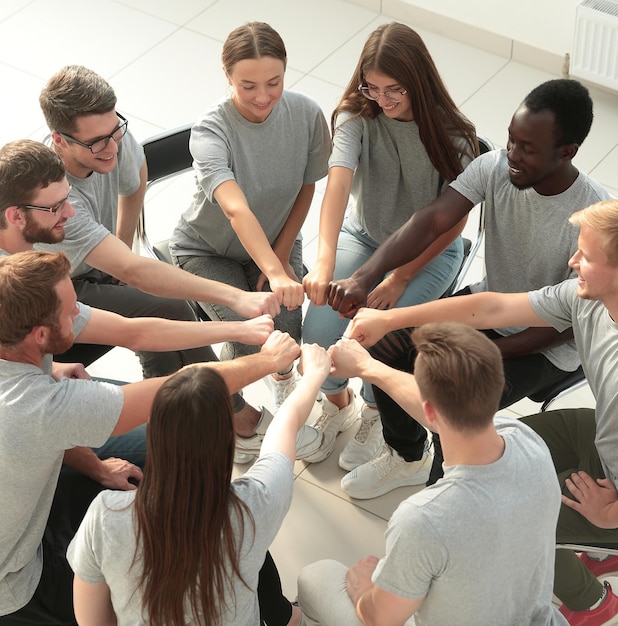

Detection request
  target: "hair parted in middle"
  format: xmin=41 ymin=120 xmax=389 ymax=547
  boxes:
xmin=133 ymin=366 xmax=254 ymax=626
xmin=412 ymin=322 xmax=504 ymax=432
xmin=334 ymin=22 xmax=478 ymax=183
xmin=0 ymin=250 xmax=70 ymax=347
xmin=221 ymin=21 xmax=287 ymax=74
xmin=39 ymin=65 xmax=117 ymax=135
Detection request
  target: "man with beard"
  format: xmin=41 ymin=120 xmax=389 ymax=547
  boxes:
xmin=0 ymin=138 xmax=323 ymax=468
xmin=322 ymin=79 xmax=612 ymax=499
xmin=0 ymin=250 xmax=297 ymax=624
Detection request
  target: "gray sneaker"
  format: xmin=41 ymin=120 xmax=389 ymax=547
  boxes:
xmin=235 ymin=407 xmax=323 ymax=463
xmin=302 ymin=389 xmax=358 ymax=463
xmin=338 ymin=405 xmax=385 ymax=471
xmin=340 ymin=442 xmax=432 ymax=499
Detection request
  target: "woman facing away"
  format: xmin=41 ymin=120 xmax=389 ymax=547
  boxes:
xmin=302 ymin=22 xmax=478 ymax=471
xmin=169 ymin=22 xmax=331 ymax=433
xmin=67 ymin=337 xmax=332 ymax=625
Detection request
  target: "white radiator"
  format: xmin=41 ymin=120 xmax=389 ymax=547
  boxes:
xmin=571 ymin=0 xmax=618 ymax=90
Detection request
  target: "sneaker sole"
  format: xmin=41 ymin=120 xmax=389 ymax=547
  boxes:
xmin=340 ymin=466 xmax=430 ymax=499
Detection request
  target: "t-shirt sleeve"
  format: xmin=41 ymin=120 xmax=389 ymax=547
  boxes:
xmin=189 ymin=109 xmax=236 ymax=203
xmin=73 ymin=302 xmax=92 ymax=339
xmin=232 ymin=451 xmax=294 ymax=547
xmin=46 ymin=378 xmax=124 ymax=449
xmin=449 ymin=151 xmax=495 ymax=205
xmin=528 ymin=279 xmax=577 ymax=332
xmin=373 ymin=501 xmax=445 ymax=601
xmin=118 ymin=131 xmax=145 ymax=197
xmin=329 ymin=111 xmax=362 ymax=171
xmin=66 ymin=493 xmax=107 ymax=584
xmin=302 ymin=102 xmax=330 ymax=185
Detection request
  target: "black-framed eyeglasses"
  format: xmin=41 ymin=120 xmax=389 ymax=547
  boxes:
xmin=358 ymin=84 xmax=408 ymax=103
xmin=58 ymin=113 xmax=128 ymax=154
xmin=19 ymin=186 xmax=72 ymax=216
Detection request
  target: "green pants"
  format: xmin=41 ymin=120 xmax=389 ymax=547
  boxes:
xmin=522 ymin=408 xmax=618 ymax=611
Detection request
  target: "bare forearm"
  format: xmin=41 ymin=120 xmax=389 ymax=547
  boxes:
xmin=273 ymin=184 xmax=314 ymax=262
xmin=116 ymin=160 xmax=147 ymax=248
xmin=120 ymin=319 xmax=259 ymax=351
xmin=373 ymin=292 xmax=542 ymax=334
xmin=492 ymin=327 xmax=574 ymax=359
xmin=63 ymin=447 xmax=106 ymax=482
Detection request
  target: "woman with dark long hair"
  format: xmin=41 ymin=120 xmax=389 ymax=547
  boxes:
xmin=68 ymin=338 xmax=331 ymax=625
xmin=302 ymin=22 xmax=478 ymax=472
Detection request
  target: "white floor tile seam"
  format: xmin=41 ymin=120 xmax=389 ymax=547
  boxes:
xmin=293 ymin=473 xmax=394 ymax=523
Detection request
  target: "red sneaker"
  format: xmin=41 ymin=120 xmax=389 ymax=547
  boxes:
xmin=559 ymin=582 xmax=618 ymax=625
xmin=580 ymin=553 xmax=618 ymax=578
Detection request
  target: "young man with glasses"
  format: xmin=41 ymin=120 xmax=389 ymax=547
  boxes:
xmin=37 ymin=66 xmax=322 ymax=463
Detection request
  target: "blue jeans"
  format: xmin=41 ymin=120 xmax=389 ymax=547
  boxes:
xmin=303 ymin=217 xmax=463 ymax=403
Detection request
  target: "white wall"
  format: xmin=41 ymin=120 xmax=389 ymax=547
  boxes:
xmin=348 ymin=0 xmax=584 ymax=75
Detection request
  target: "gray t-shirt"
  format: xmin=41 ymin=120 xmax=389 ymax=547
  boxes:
xmin=373 ymin=417 xmax=566 ymax=626
xmin=330 ymin=111 xmax=472 ymax=244
xmin=450 ymin=149 xmax=611 ymax=371
xmin=67 ymin=451 xmax=294 ymax=625
xmin=38 ymin=130 xmax=145 ymax=277
xmin=0 ymin=353 xmax=123 ymax=614
xmin=530 ymin=279 xmax=618 ymax=486
xmin=170 ymin=91 xmax=330 ymax=262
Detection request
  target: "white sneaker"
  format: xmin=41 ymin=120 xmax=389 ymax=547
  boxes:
xmin=235 ymin=407 xmax=323 ymax=463
xmin=302 ymin=389 xmax=358 ymax=463
xmin=338 ymin=405 xmax=385 ymax=471
xmin=265 ymin=373 xmax=298 ymax=414
xmin=341 ymin=443 xmax=432 ymax=499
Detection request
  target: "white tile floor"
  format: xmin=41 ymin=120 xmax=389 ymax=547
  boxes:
xmin=2 ymin=0 xmax=615 ymax=603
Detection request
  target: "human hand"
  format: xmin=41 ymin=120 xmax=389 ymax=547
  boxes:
xmin=233 ymin=290 xmax=281 ymax=319
xmin=237 ymin=315 xmax=275 ymax=345
xmin=298 ymin=342 xmax=331 ymax=381
xmin=328 ymin=338 xmax=374 ymax=380
xmin=346 ymin=308 xmax=390 ymax=347
xmin=346 ymin=555 xmax=379 ymax=605
xmin=563 ymin=472 xmax=618 ymax=529
xmin=327 ymin=276 xmax=369 ymax=318
xmin=261 ymin=273 xmax=304 ymax=311
xmin=260 ymin=330 xmax=301 ymax=373
xmin=367 ymin=274 xmax=408 ymax=310
xmin=302 ymin=263 xmax=333 ymax=306
xmin=96 ymin=457 xmax=143 ymax=490
xmin=52 ymin=362 xmax=91 ymax=381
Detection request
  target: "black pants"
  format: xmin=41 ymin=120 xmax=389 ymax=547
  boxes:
xmin=370 ymin=287 xmax=573 ymax=484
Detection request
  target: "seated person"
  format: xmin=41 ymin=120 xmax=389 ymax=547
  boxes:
xmin=68 ymin=343 xmax=331 ymax=626
xmin=0 ymin=137 xmax=322 ymax=464
xmin=298 ymin=323 xmax=566 ymax=626
xmin=0 ymin=250 xmax=297 ymax=624
xmin=328 ymin=79 xmax=611 ymax=499
xmin=346 ymin=198 xmax=618 ymax=623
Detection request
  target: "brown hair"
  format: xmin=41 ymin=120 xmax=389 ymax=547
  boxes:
xmin=570 ymin=199 xmax=618 ymax=266
xmin=133 ymin=367 xmax=254 ymax=626
xmin=0 ymin=250 xmax=70 ymax=346
xmin=334 ymin=22 xmax=478 ymax=182
xmin=222 ymin=21 xmax=287 ymax=73
xmin=39 ymin=65 xmax=117 ymax=134
xmin=412 ymin=322 xmax=504 ymax=432
xmin=0 ymin=140 xmax=65 ymax=228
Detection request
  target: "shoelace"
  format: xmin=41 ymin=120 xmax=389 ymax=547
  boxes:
xmin=354 ymin=417 xmax=377 ymax=443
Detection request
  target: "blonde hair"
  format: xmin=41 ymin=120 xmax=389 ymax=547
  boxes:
xmin=570 ymin=199 xmax=618 ymax=266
